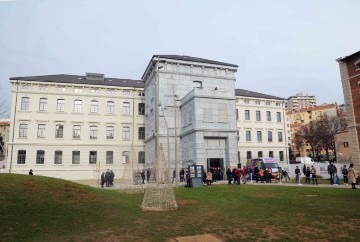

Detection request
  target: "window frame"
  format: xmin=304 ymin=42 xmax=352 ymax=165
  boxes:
xmin=36 ymin=150 xmax=45 ymax=164
xmin=17 ymin=150 xmax=26 ymax=164
xmin=54 ymin=150 xmax=63 ymax=164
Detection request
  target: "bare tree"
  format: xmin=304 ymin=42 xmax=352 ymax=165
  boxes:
xmin=302 ymin=121 xmax=321 ymax=159
xmin=293 ymin=129 xmax=305 ymax=157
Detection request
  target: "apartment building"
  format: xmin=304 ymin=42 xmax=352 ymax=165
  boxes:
xmin=286 ymin=93 xmax=316 ymax=111
xmin=287 ymin=104 xmax=338 ymax=157
xmin=235 ymin=89 xmax=288 ymax=164
xmin=337 ymin=50 xmax=360 ymax=167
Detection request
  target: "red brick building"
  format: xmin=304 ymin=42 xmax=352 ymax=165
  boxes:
xmin=337 ymin=50 xmax=360 ymax=168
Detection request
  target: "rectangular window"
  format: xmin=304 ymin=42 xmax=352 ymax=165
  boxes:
xmin=90 ymin=126 xmax=98 ymax=139
xmin=278 ymin=132 xmax=283 ymax=142
xmin=257 ymin=131 xmax=262 ymax=142
xmin=245 ymin=110 xmax=250 ymax=120
xmin=54 ymin=150 xmax=62 ymax=164
xmin=256 ymin=111 xmax=261 ymax=121
xmin=39 ymin=98 xmax=47 ymax=111
xmin=90 ymin=100 xmax=98 ymax=113
xmin=246 ymin=131 xmax=251 ymax=141
xmin=269 ymin=151 xmax=274 ymax=158
xmin=55 ymin=124 xmax=64 ymax=138
xmin=268 ymin=131 xmax=273 ymax=142
xmin=218 ymin=104 xmax=228 ymax=122
xmin=122 ymin=151 xmax=129 ymax=163
xmin=89 ymin=151 xmax=97 ymax=164
xmin=107 ymin=101 xmax=114 ymax=114
xmin=203 ymin=108 xmax=213 ymax=121
xmin=123 ymin=127 xmax=130 ymax=140
xmin=74 ymin=100 xmax=82 ymax=113
xmin=73 ymin=125 xmax=81 ymax=138
xmin=21 ymin=97 xmax=30 ymax=110
xmin=17 ymin=150 xmax=26 ymax=164
xmin=106 ymin=151 xmax=113 ymax=164
xmin=236 ymin=109 xmax=239 ymax=120
xmin=37 ymin=124 xmax=46 ymax=138
xmin=57 ymin=99 xmax=65 ymax=112
xmin=19 ymin=124 xmax=28 ymax=137
xmin=258 ymin=151 xmax=263 ymax=158
xmin=123 ymin=102 xmax=130 ymax=115
xmin=138 ymin=103 xmax=145 ymax=115
xmin=266 ymin=111 xmax=271 ymax=121
xmin=106 ymin=126 xmax=114 ymax=139
xmin=36 ymin=150 xmax=45 ymax=164
xmin=138 ymin=151 xmax=145 ymax=164
xmin=72 ymin=151 xmax=80 ymax=164
xmin=344 ymin=142 xmax=349 ymax=148
xmin=246 ymin=151 xmax=252 ymax=160
xmin=277 ymin=112 xmax=282 ymax=122
xmin=138 ymin=127 xmax=145 ymax=140
xmin=279 ymin=151 xmax=284 ymax=161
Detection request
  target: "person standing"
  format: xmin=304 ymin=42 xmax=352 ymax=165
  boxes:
xmin=254 ymin=166 xmax=259 ymax=183
xmin=342 ymin=165 xmax=349 ymax=185
xmin=226 ymin=168 xmax=232 ymax=184
xmin=327 ymin=162 xmax=337 ymax=185
xmin=141 ymin=170 xmax=145 ymax=184
xmin=295 ymin=166 xmax=301 ymax=184
xmin=206 ymin=170 xmax=213 ymax=186
xmin=311 ymin=165 xmax=318 ymax=185
xmin=100 ymin=172 xmax=105 ymax=188
xmin=305 ymin=166 xmax=311 ymax=184
xmin=28 ymin=169 xmax=33 ymax=175
xmin=105 ymin=169 xmax=111 ymax=187
xmin=348 ymin=163 xmax=359 ymax=189
xmin=109 ymin=170 xmax=115 ymax=187
xmin=241 ymin=166 xmax=247 ymax=184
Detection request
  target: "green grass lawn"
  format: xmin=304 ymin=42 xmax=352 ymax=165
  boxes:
xmin=1 ymin=174 xmax=359 ymax=242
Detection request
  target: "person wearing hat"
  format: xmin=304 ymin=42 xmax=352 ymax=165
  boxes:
xmin=311 ymin=165 xmax=317 ymax=185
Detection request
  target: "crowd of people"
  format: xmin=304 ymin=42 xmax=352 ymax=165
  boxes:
xmin=100 ymin=169 xmax=115 ymax=188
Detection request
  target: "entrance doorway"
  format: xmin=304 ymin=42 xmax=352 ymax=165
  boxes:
xmin=207 ymin=158 xmax=224 ymax=170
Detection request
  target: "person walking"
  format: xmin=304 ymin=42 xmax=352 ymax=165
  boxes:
xmin=311 ymin=165 xmax=318 ymax=185
xmin=342 ymin=165 xmax=349 ymax=185
xmin=348 ymin=163 xmax=359 ymax=189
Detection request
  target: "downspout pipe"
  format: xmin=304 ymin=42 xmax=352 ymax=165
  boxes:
xmin=9 ymin=80 xmax=19 ymax=173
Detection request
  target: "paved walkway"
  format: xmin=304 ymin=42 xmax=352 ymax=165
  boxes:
xmin=73 ymin=179 xmax=355 ymax=190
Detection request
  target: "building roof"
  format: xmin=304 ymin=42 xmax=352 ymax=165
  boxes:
xmin=154 ymin=55 xmax=238 ymax=68
xmin=298 ymin=103 xmax=336 ymax=112
xmin=10 ymin=74 xmax=145 ymax=88
xmin=337 ymin=50 xmax=360 ymax=62
xmin=235 ymin=88 xmax=285 ymax=100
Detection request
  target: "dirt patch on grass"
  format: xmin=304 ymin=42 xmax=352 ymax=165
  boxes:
xmin=168 ymin=233 xmax=224 ymax=242
xmin=305 ymin=194 xmax=318 ymax=197
xmin=176 ymin=199 xmax=199 ymax=206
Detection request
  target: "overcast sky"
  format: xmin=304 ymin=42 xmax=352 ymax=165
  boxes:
xmin=1 ymin=0 xmax=359 ymax=118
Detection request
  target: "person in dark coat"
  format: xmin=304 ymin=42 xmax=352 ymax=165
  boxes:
xmin=226 ymin=168 xmax=232 ymax=184
xmin=109 ymin=170 xmax=115 ymax=187
xmin=305 ymin=166 xmax=311 ymax=184
xmin=141 ymin=170 xmax=145 ymax=184
xmin=29 ymin=169 xmax=33 ymax=175
xmin=254 ymin=166 xmax=259 ymax=182
xmin=100 ymin=172 xmax=105 ymax=188
xmin=105 ymin=169 xmax=111 ymax=187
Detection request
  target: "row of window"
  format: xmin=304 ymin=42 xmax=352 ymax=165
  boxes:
xmin=19 ymin=124 xmax=145 ymax=140
xmin=242 ymin=130 xmax=283 ymax=142
xmin=21 ymin=97 xmax=145 ymax=115
xmin=17 ymin=150 xmax=146 ymax=165
xmin=245 ymin=151 xmax=284 ymax=161
xmin=238 ymin=99 xmax=283 ymax=107
xmin=236 ymin=110 xmax=282 ymax=122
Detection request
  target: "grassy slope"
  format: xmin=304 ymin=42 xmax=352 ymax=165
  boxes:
xmin=1 ymin=174 xmax=360 ymax=242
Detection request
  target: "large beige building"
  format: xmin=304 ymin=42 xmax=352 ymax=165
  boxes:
xmin=235 ymin=89 xmax=288 ymax=164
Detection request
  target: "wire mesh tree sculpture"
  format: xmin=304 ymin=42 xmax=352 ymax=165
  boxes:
xmin=141 ymin=144 xmax=178 ymax=211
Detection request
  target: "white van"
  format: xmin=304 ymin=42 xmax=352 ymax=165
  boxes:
xmin=296 ymin=157 xmax=314 ymax=164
